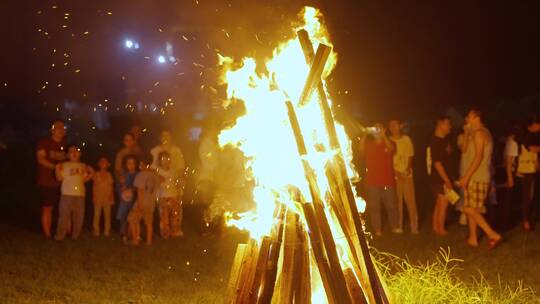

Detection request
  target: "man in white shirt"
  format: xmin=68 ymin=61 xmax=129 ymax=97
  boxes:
xmin=389 ymin=119 xmax=418 ymax=234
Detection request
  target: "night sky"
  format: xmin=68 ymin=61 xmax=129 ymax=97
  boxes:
xmin=1 ymin=0 xmax=540 ymax=122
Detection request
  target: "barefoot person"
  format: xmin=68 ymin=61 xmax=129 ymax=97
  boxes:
xmin=36 ymin=120 xmax=67 ymax=238
xmin=429 ymin=116 xmax=454 ymax=235
xmin=457 ymin=108 xmax=502 ymax=248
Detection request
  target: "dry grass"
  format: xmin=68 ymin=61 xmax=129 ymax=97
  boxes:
xmin=377 ymin=247 xmax=538 ymax=304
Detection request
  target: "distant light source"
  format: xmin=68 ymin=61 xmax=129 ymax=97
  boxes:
xmin=125 ymin=39 xmax=139 ymax=49
xmin=157 ymin=55 xmax=166 ymax=64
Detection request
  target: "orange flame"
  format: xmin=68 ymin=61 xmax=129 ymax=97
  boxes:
xmin=218 ymin=6 xmax=365 ymax=243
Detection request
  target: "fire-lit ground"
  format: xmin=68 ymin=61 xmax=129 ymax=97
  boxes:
xmin=1 ymin=217 xmax=539 ymax=303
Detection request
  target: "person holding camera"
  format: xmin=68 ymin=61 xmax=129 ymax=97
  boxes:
xmin=359 ymin=122 xmax=401 ymax=236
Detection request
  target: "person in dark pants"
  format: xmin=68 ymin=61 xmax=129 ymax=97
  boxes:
xmin=516 ymin=115 xmax=540 ymax=231
xmin=496 ymin=125 xmax=521 ymax=231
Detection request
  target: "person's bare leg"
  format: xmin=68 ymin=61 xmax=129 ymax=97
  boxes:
xmin=466 ymin=214 xmax=478 ymax=247
xmin=432 ymin=199 xmax=440 ymax=234
xmin=129 ymin=221 xmax=139 ymax=245
xmin=396 ymin=177 xmax=404 ymax=230
xmin=436 ymin=196 xmax=449 ymax=235
xmin=128 ymin=222 xmax=135 ymax=243
xmin=145 ymin=222 xmax=153 ymax=245
xmin=93 ymin=204 xmax=101 ymax=236
xmin=404 ymin=178 xmax=419 ymax=233
xmin=103 ymin=205 xmax=111 ymax=237
xmin=464 ymin=207 xmax=501 ymax=240
xmin=41 ymin=206 xmax=53 ymax=238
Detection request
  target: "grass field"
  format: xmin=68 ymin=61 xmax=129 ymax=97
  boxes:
xmin=1 ymin=161 xmax=540 ymax=303
xmin=372 ymin=222 xmax=540 ymax=292
xmin=0 ymin=220 xmax=243 ymax=304
xmin=1 ymin=214 xmax=539 ymax=303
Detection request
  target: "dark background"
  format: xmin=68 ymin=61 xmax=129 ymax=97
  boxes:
xmin=0 ymin=0 xmax=539 ymax=230
xmin=2 ymin=1 xmax=540 ymax=118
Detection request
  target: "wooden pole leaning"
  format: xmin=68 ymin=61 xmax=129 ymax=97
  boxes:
xmin=257 ymin=205 xmax=287 ymax=304
xmin=296 ymin=29 xmax=389 ymax=304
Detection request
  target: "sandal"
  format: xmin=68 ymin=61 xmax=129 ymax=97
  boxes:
xmin=487 ymin=236 xmax=502 ymax=250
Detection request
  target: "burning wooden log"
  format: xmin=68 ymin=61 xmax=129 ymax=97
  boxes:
xmin=296 ymin=43 xmax=331 ymax=107
xmin=226 ymin=204 xmax=287 ymax=304
xmin=297 ymin=29 xmax=389 ymax=304
xmin=344 ymin=268 xmax=368 ymax=303
xmin=225 ymin=239 xmax=259 ymax=304
xmin=257 ymin=205 xmax=286 ymax=304
xmin=226 ymin=243 xmax=248 ymax=303
xmin=301 ymin=202 xmax=339 ymax=304
xmin=313 ymin=202 xmax=351 ymax=302
xmin=293 ymin=222 xmax=311 ymax=304
xmin=275 ymin=210 xmax=299 ymax=302
xmin=248 ymin=236 xmax=272 ymax=303
xmin=224 ymin=26 xmax=390 ymax=304
xmin=286 ymin=93 xmax=353 ymax=303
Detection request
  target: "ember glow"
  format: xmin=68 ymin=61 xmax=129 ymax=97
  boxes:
xmin=219 ymin=6 xmax=381 ymax=303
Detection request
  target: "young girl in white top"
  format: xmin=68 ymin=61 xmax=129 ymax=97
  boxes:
xmin=55 ymin=145 xmax=93 ymax=240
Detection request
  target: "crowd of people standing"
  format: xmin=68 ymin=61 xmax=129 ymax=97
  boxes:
xmin=36 ymin=120 xmax=188 ymax=245
xmin=359 ymin=108 xmax=539 ymax=249
xmin=35 ymin=107 xmax=540 ymax=248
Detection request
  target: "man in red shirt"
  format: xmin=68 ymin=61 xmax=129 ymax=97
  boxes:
xmin=36 ymin=120 xmax=67 ymax=238
xmin=360 ymin=123 xmax=400 ymax=236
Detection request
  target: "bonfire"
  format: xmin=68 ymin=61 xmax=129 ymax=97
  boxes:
xmin=218 ymin=7 xmax=390 ymax=304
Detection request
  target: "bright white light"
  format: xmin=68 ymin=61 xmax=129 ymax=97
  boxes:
xmin=125 ymin=39 xmax=134 ymax=49
xmin=157 ymin=55 xmax=166 ymax=64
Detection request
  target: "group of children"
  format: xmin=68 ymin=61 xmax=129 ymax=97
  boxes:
xmin=54 ymin=145 xmax=184 ymax=245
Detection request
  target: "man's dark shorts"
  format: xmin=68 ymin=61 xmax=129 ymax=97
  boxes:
xmin=431 ymin=183 xmax=445 ymax=197
xmin=40 ymin=186 xmax=60 ymax=207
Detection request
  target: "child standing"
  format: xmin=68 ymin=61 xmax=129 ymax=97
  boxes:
xmin=55 ymin=145 xmax=94 ymax=240
xmin=128 ymin=155 xmax=160 ymax=245
xmin=116 ymin=155 xmax=138 ymax=240
xmin=156 ymin=151 xmax=184 ymax=239
xmin=92 ymin=157 xmax=114 ymax=237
